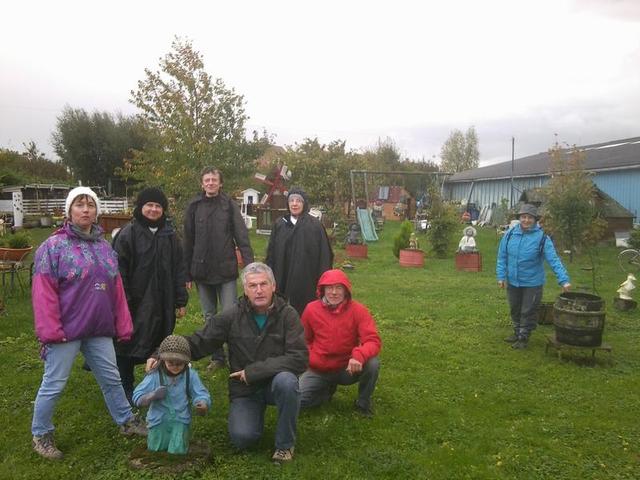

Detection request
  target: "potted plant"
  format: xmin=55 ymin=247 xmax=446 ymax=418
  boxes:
xmin=544 ymin=143 xmax=608 ymax=346
xmin=0 ymin=231 xmax=33 ymax=262
xmin=394 ymin=220 xmax=424 ymax=267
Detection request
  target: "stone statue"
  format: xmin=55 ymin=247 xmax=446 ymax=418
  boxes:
xmin=457 ymin=226 xmax=477 ymax=253
xmin=346 ymin=223 xmax=363 ymax=245
xmin=616 ymin=273 xmax=636 ymax=300
xmin=408 ymin=232 xmax=419 ymax=250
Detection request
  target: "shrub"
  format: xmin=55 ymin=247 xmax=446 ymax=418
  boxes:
xmin=427 ymin=192 xmax=458 ymax=258
xmin=4 ymin=231 xmax=32 ymax=249
xmin=628 ymin=228 xmax=640 ymax=250
xmin=392 ymin=220 xmax=414 ymax=258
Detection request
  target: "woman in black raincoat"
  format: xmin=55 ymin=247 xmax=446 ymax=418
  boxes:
xmin=113 ymin=187 xmax=188 ymax=403
xmin=266 ymin=187 xmax=333 ymax=315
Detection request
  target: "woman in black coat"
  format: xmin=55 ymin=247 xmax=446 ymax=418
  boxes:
xmin=266 ymin=187 xmax=333 ymax=315
xmin=113 ymin=187 xmax=188 ymax=403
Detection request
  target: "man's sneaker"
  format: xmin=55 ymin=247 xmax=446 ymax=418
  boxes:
xmin=120 ymin=416 xmax=148 ymax=436
xmin=272 ymin=447 xmax=294 ymax=463
xmin=354 ymin=400 xmax=374 ymax=418
xmin=503 ymin=334 xmax=519 ymax=343
xmin=32 ymin=432 xmax=63 ymax=460
xmin=512 ymin=338 xmax=529 ymax=350
xmin=206 ymin=360 xmax=226 ymax=373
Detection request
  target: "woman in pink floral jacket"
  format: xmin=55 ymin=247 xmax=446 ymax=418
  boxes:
xmin=30 ymin=187 xmax=146 ymax=460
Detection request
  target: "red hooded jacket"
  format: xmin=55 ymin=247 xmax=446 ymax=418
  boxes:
xmin=301 ymin=269 xmax=381 ymax=372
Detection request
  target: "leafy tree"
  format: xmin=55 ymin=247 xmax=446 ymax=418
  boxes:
xmin=51 ymin=107 xmax=147 ymax=195
xmin=276 ymin=138 xmax=360 ymax=214
xmin=542 ymin=143 xmax=606 ymax=264
xmin=440 ymin=127 xmax=479 ymax=173
xmin=543 ymin=144 xmax=607 ymax=292
xmin=0 ymin=147 xmax=70 ymax=186
xmin=427 ymin=189 xmax=458 ymax=258
xmin=129 ymin=36 xmax=256 ymax=216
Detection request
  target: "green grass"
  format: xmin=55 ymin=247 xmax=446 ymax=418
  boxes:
xmin=1 ymin=223 xmax=639 ymax=479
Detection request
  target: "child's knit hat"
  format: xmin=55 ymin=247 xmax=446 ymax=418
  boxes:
xmin=158 ymin=335 xmax=191 ymax=363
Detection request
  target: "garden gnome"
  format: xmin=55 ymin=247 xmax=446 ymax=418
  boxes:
xmin=346 ymin=223 xmax=363 ymax=245
xmin=616 ymin=273 xmax=636 ymax=300
xmin=457 ymin=226 xmax=477 ymax=253
xmin=409 ymin=232 xmax=419 ymax=250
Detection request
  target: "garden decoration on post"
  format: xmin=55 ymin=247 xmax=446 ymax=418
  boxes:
xmin=345 ymin=222 xmax=368 ymax=259
xmin=613 ymin=273 xmax=637 ymax=311
xmin=455 ymin=226 xmax=482 ymax=272
xmin=394 ymin=221 xmax=424 ymax=268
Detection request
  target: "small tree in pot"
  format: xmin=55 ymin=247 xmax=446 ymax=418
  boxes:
xmin=426 ymin=190 xmax=458 ymax=258
xmin=543 ymin=143 xmax=607 ymax=292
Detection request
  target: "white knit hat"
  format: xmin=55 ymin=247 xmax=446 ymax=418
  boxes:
xmin=65 ymin=187 xmax=101 ymax=217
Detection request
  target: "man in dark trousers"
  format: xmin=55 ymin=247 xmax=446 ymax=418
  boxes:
xmin=147 ymin=262 xmax=307 ymax=463
xmin=183 ymin=166 xmax=254 ymax=371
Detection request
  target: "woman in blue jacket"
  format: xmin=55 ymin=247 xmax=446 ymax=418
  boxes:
xmin=496 ymin=204 xmax=571 ymax=349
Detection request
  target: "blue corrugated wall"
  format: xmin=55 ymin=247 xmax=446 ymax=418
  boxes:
xmin=444 ymin=169 xmax=639 ymax=221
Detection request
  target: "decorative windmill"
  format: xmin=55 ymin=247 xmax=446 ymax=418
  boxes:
xmin=254 ymin=165 xmax=292 ymax=205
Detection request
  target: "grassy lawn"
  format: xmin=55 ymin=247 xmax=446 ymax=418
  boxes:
xmin=1 ymin=222 xmax=638 ymax=479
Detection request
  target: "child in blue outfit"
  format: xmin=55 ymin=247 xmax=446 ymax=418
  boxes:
xmin=133 ymin=335 xmax=211 ymax=454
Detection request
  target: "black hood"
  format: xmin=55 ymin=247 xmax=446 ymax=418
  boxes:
xmin=286 ymin=187 xmax=310 ymax=215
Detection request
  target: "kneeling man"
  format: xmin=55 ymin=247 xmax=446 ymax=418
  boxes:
xmin=300 ymin=269 xmax=381 ymax=416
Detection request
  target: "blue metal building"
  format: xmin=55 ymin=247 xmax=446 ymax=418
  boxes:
xmin=443 ymin=136 xmax=640 ymax=222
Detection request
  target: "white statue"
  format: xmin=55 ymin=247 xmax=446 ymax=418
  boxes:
xmin=457 ymin=226 xmax=477 ymax=253
xmin=616 ymin=273 xmax=636 ymax=300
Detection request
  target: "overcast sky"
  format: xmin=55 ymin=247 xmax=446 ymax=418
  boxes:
xmin=1 ymin=0 xmax=639 ymax=167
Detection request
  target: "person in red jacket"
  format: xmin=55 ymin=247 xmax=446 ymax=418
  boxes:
xmin=299 ymin=269 xmax=381 ymax=417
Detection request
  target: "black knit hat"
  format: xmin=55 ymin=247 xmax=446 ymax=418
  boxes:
xmin=136 ymin=187 xmax=168 ymax=211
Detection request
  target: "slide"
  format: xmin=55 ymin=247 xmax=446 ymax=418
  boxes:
xmin=357 ymin=207 xmax=379 ymax=242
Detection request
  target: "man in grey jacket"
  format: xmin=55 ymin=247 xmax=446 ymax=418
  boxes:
xmin=147 ymin=262 xmax=307 ymax=463
xmin=183 ymin=167 xmax=254 ymax=371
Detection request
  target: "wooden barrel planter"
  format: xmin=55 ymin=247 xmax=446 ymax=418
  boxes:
xmin=399 ymin=249 xmax=424 ymax=268
xmin=537 ymin=301 xmax=555 ymax=325
xmin=455 ymin=252 xmax=482 ymax=272
xmin=553 ymin=292 xmax=605 ymax=347
xmin=345 ymin=244 xmax=368 ymax=259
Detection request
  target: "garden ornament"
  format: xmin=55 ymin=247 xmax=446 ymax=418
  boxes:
xmin=408 ymin=232 xmax=419 ymax=250
xmin=346 ymin=223 xmax=363 ymax=245
xmin=616 ymin=273 xmax=636 ymax=300
xmin=457 ymin=226 xmax=477 ymax=253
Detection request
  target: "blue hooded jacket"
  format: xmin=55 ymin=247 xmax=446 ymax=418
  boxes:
xmin=496 ymin=223 xmax=570 ymax=287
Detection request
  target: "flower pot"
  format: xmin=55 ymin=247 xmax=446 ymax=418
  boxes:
xmin=346 ymin=244 xmax=368 ymax=259
xmin=455 ymin=252 xmax=482 ymax=272
xmin=399 ymin=249 xmax=424 ymax=268
xmin=40 ymin=216 xmax=53 ymax=227
xmin=553 ymin=292 xmax=605 ymax=347
xmin=0 ymin=246 xmax=33 ymax=262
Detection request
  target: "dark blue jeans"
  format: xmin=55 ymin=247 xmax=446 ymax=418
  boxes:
xmin=228 ymin=372 xmax=300 ymax=450
xmin=197 ymin=281 xmax=237 ymax=363
xmin=506 ymin=285 xmax=543 ymax=339
xmin=299 ymin=357 xmax=380 ymax=410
